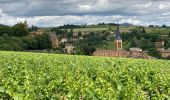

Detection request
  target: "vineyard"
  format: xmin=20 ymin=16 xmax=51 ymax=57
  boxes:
xmin=0 ymin=51 xmax=170 ymax=100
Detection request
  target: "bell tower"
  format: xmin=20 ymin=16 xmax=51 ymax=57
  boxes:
xmin=114 ymin=24 xmax=122 ymax=50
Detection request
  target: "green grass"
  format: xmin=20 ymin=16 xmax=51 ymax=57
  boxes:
xmin=145 ymin=27 xmax=170 ymax=34
xmin=67 ymin=28 xmax=109 ymax=33
xmin=63 ymin=26 xmax=170 ymax=34
xmin=0 ymin=51 xmax=170 ymax=99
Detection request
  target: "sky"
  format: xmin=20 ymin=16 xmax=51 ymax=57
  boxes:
xmin=0 ymin=0 xmax=170 ymax=27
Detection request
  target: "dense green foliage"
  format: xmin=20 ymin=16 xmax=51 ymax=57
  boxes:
xmin=12 ymin=23 xmax=29 ymax=37
xmin=0 ymin=23 xmax=29 ymax=37
xmin=0 ymin=36 xmax=26 ymax=51
xmin=0 ymin=51 xmax=170 ymax=99
xmin=0 ymin=33 xmax=51 ymax=51
xmin=75 ymin=32 xmax=110 ymax=55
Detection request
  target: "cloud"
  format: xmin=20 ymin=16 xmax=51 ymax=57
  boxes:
xmin=0 ymin=0 xmax=170 ymax=26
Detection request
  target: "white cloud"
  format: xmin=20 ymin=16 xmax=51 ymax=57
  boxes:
xmin=78 ymin=4 xmax=91 ymax=11
xmin=159 ymin=2 xmax=170 ymax=9
xmin=120 ymin=18 xmax=142 ymax=25
xmin=0 ymin=0 xmax=170 ymax=26
xmin=135 ymin=3 xmax=152 ymax=9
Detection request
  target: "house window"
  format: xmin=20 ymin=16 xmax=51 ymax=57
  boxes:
xmin=118 ymin=42 xmax=121 ymax=48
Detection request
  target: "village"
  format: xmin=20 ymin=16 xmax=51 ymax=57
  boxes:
xmin=22 ymin=20 xmax=170 ymax=59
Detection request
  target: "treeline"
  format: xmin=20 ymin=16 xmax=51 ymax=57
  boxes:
xmin=58 ymin=24 xmax=84 ymax=29
xmin=0 ymin=23 xmax=51 ymax=51
xmin=0 ymin=23 xmax=29 ymax=37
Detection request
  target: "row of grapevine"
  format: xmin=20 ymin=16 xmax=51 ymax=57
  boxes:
xmin=0 ymin=51 xmax=170 ymax=99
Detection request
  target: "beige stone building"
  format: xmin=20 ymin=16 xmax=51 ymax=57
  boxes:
xmin=69 ymin=38 xmax=79 ymax=43
xmin=73 ymin=32 xmax=78 ymax=37
xmin=49 ymin=31 xmax=59 ymax=49
xmin=30 ymin=29 xmax=45 ymax=36
xmin=155 ymin=41 xmax=164 ymax=48
xmin=157 ymin=48 xmax=170 ymax=58
xmin=155 ymin=41 xmax=170 ymax=58
xmin=159 ymin=50 xmax=170 ymax=58
xmin=128 ymin=51 xmax=153 ymax=59
xmin=65 ymin=44 xmax=74 ymax=54
xmin=61 ymin=38 xmax=68 ymax=43
xmin=130 ymin=47 xmax=142 ymax=52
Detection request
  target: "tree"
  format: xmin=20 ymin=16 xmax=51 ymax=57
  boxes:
xmin=12 ymin=23 xmax=29 ymax=36
xmin=67 ymin=29 xmax=73 ymax=38
xmin=131 ymin=37 xmax=140 ymax=47
xmin=82 ymin=46 xmax=96 ymax=55
xmin=141 ymin=27 xmax=146 ymax=33
xmin=78 ymin=31 xmax=82 ymax=36
xmin=149 ymin=25 xmax=154 ymax=27
xmin=35 ymin=33 xmax=51 ymax=49
xmin=23 ymin=36 xmax=38 ymax=50
xmin=0 ymin=25 xmax=12 ymax=36
xmin=0 ymin=36 xmax=25 ymax=51
xmin=165 ymin=39 xmax=170 ymax=49
xmin=162 ymin=24 xmax=167 ymax=28
xmin=148 ymin=48 xmax=161 ymax=58
xmin=29 ymin=25 xmax=39 ymax=32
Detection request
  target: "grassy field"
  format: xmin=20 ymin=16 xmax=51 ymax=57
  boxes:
xmin=0 ymin=51 xmax=170 ymax=99
xmin=63 ymin=26 xmax=170 ymax=34
xmin=146 ymin=27 xmax=170 ymax=34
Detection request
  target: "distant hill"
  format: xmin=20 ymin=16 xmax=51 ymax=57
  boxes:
xmin=120 ymin=23 xmax=133 ymax=27
xmin=101 ymin=23 xmax=133 ymax=27
xmin=0 ymin=24 xmax=9 ymax=27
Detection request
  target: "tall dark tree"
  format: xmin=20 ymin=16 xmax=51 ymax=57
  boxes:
xmin=29 ymin=25 xmax=39 ymax=32
xmin=12 ymin=23 xmax=29 ymax=36
xmin=67 ymin=29 xmax=73 ymax=37
xmin=35 ymin=33 xmax=51 ymax=49
xmin=162 ymin=24 xmax=167 ymax=28
xmin=168 ymin=31 xmax=170 ymax=37
xmin=78 ymin=31 xmax=82 ymax=36
xmin=148 ymin=48 xmax=161 ymax=58
xmin=141 ymin=27 xmax=146 ymax=33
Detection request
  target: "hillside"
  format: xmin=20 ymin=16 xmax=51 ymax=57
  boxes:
xmin=0 ymin=51 xmax=170 ymax=99
xmin=60 ymin=25 xmax=170 ymax=34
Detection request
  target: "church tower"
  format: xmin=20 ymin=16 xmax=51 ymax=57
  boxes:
xmin=114 ymin=24 xmax=122 ymax=50
xmin=49 ymin=31 xmax=59 ymax=49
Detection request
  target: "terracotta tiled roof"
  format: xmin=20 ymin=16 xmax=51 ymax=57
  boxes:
xmin=160 ymin=50 xmax=170 ymax=53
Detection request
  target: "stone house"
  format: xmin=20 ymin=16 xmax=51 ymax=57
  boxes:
xmin=130 ymin=47 xmax=142 ymax=52
xmin=158 ymin=48 xmax=170 ymax=58
xmin=49 ymin=31 xmax=59 ymax=49
xmin=65 ymin=44 xmax=74 ymax=54
xmin=155 ymin=41 xmax=164 ymax=48
xmin=60 ymin=38 xmax=68 ymax=43
xmin=79 ymin=36 xmax=83 ymax=40
xmin=69 ymin=38 xmax=79 ymax=43
xmin=73 ymin=32 xmax=78 ymax=37
xmin=128 ymin=52 xmax=153 ymax=59
xmin=154 ymin=41 xmax=170 ymax=58
xmin=30 ymin=29 xmax=45 ymax=36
